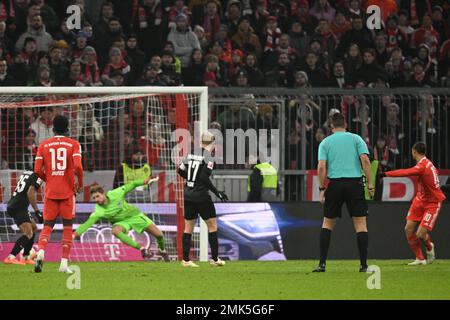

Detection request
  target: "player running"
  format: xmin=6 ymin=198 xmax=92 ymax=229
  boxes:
xmin=73 ymin=178 xmax=169 ymax=261
xmin=34 ymin=115 xmax=84 ymax=274
xmin=381 ymin=142 xmax=446 ymax=265
xmin=177 ymin=132 xmax=229 ymax=267
xmin=4 ymin=171 xmax=43 ymax=265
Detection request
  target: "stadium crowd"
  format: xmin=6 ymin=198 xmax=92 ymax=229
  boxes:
xmin=1 ymin=0 xmax=450 ymax=182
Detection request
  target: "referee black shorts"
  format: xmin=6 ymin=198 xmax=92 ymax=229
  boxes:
xmin=7 ymin=208 xmax=33 ymax=226
xmin=324 ymin=177 xmax=368 ymax=219
xmin=184 ymin=199 xmax=216 ymax=221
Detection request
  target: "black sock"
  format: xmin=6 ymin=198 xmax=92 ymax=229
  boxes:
xmin=357 ymin=232 xmax=368 ymax=268
xmin=10 ymin=235 xmax=30 ymax=256
xmin=208 ymin=231 xmax=219 ymax=261
xmin=182 ymin=233 xmax=192 ymax=261
xmin=319 ymin=228 xmax=332 ymax=266
xmin=23 ymin=233 xmax=35 ymax=257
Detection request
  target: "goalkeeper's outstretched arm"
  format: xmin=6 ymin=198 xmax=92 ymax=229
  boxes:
xmin=74 ymin=213 xmax=101 ymax=237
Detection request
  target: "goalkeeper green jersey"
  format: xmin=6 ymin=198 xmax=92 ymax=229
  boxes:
xmin=76 ymin=179 xmax=145 ymax=235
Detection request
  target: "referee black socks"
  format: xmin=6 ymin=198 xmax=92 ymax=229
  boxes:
xmin=356 ymin=232 xmax=369 ymax=268
xmin=319 ymin=228 xmax=332 ymax=266
xmin=182 ymin=233 xmax=192 ymax=261
xmin=208 ymin=231 xmax=218 ymax=261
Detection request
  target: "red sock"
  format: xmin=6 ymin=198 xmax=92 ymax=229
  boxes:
xmin=38 ymin=225 xmax=53 ymax=251
xmin=62 ymin=226 xmax=73 ymax=259
xmin=407 ymin=234 xmax=424 ymax=260
xmin=422 ymin=234 xmax=433 ymax=251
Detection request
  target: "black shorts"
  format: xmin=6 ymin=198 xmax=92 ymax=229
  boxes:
xmin=184 ymin=200 xmax=216 ymax=221
xmin=324 ymin=178 xmax=368 ymax=219
xmin=7 ymin=208 xmax=33 ymax=226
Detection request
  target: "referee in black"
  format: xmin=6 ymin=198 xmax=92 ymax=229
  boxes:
xmin=313 ymin=113 xmax=374 ymax=272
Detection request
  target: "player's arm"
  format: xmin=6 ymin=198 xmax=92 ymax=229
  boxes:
xmin=116 ymin=178 xmax=156 ymax=196
xmin=74 ymin=211 xmax=102 ymax=237
xmin=73 ymin=142 xmax=84 ymax=191
xmin=199 ymin=161 xmax=228 ymax=201
xmin=177 ymin=160 xmax=187 ymax=179
xmin=355 ymin=134 xmax=374 ymax=190
xmin=34 ymin=144 xmax=45 ymax=180
xmin=317 ymin=140 xmax=327 ymax=190
xmin=383 ymin=164 xmax=425 ymax=177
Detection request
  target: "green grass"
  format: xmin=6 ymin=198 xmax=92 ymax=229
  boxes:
xmin=1 ymin=260 xmax=449 ymax=300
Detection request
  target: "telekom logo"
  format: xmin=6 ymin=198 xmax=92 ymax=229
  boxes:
xmin=104 ymin=244 xmax=121 ymax=261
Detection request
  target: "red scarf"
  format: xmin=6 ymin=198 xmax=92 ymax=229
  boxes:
xmin=203 ymin=14 xmax=220 ymax=42
xmin=83 ymin=62 xmax=100 ymax=83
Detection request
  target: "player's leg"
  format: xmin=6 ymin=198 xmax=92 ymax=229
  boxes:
xmin=111 ymin=222 xmax=151 ymax=259
xmin=416 ymin=202 xmax=441 ymax=264
xmin=36 ymin=198 xmax=59 ymax=271
xmin=204 ymin=217 xmax=225 ymax=266
xmin=4 ymin=210 xmax=33 ymax=265
xmin=59 ymin=197 xmax=76 ymax=273
xmin=144 ymin=223 xmax=169 ymax=261
xmin=405 ymin=200 xmax=426 ymax=265
xmin=199 ymin=200 xmax=224 ymax=266
xmin=20 ymin=219 xmax=37 ymax=264
xmin=181 ymin=201 xmax=199 ymax=267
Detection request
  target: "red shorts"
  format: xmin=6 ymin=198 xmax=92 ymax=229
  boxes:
xmin=43 ymin=196 xmax=76 ymax=221
xmin=407 ymin=198 xmax=442 ymax=231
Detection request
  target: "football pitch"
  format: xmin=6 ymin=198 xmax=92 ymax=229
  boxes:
xmin=1 ymin=260 xmax=449 ymax=300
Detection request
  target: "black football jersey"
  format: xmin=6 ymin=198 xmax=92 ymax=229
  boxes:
xmin=7 ymin=171 xmax=43 ymax=211
xmin=179 ymin=149 xmax=215 ymax=202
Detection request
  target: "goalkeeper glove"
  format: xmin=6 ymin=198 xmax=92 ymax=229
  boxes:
xmin=217 ymin=191 xmax=229 ymax=202
xmin=34 ymin=210 xmax=43 ymax=224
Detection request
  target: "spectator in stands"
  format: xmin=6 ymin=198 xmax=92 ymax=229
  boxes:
xmin=203 ymin=54 xmax=228 ymax=86
xmin=0 ymin=20 xmax=14 ymax=54
xmin=231 ymin=16 xmax=262 ymax=60
xmin=337 ymin=16 xmax=373 ymax=58
xmin=397 ymin=9 xmax=415 ymax=37
xmin=385 ymin=15 xmax=409 ymax=52
xmin=407 ymin=60 xmax=434 ymax=87
xmin=203 ymin=0 xmax=221 ymax=43
xmin=354 ymin=48 xmax=388 ymax=86
xmin=182 ymin=48 xmax=205 ymax=85
xmin=256 ymin=104 xmax=277 ymax=132
xmin=71 ymin=31 xmax=88 ymax=60
xmin=20 ymin=37 xmax=38 ymax=69
xmin=301 ymin=51 xmax=328 ymax=87
xmin=135 ymin=0 xmax=164 ymax=59
xmin=431 ymin=5 xmax=448 ymax=42
xmin=309 ymin=0 xmax=336 ymax=23
xmin=97 ymin=16 xmax=126 ymax=67
xmin=267 ymin=0 xmax=288 ymax=32
xmin=15 ymin=14 xmax=53 ymax=53
xmin=243 ymin=52 xmax=265 ymax=86
xmin=217 ymin=104 xmax=256 ymax=130
xmin=233 ymin=69 xmax=249 ymax=87
xmin=411 ymin=14 xmax=439 ymax=61
xmin=228 ymin=49 xmax=244 ymax=81
xmin=61 ymin=60 xmax=84 ymax=86
xmin=343 ymin=43 xmax=362 ymax=81
xmin=101 ymin=47 xmax=131 ymax=86
xmin=400 ymin=0 xmax=432 ymax=29
xmin=293 ymin=70 xmax=311 ymax=88
xmin=168 ymin=0 xmax=191 ymax=29
xmin=193 ymin=25 xmax=209 ymax=51
xmin=125 ymin=33 xmax=146 ymax=84
xmin=129 ymin=98 xmax=147 ymax=140
xmin=264 ymin=52 xmax=295 ymax=87
xmin=8 ymin=53 xmax=28 ymax=85
xmin=261 ymin=16 xmax=281 ymax=57
xmin=21 ymin=128 xmax=38 ymax=170
xmin=291 ymin=0 xmax=318 ymax=35
xmin=79 ymin=46 xmax=102 ymax=86
xmin=160 ymin=50 xmax=182 ymax=86
xmin=167 ymin=13 xmax=201 ymax=69
xmin=34 ymin=64 xmax=52 ymax=86
xmin=288 ymin=22 xmax=309 ymax=60
xmin=328 ymin=60 xmax=349 ymax=88
xmin=30 ymin=107 xmax=54 ymax=144
xmin=139 ymin=124 xmax=167 ymax=168
xmin=0 ymin=58 xmax=18 ymax=86
xmin=224 ymin=0 xmax=241 ymax=36
xmin=34 ymin=0 xmax=59 ymax=33
xmin=330 ymin=10 xmax=351 ymax=41
xmin=49 ymin=46 xmax=68 ymax=86
xmin=313 ymin=19 xmax=337 ymax=65
xmin=374 ymin=32 xmax=389 ymax=67
xmin=380 ymin=102 xmax=404 ymax=156
xmin=134 ymin=63 xmax=167 ymax=86
xmin=162 ymin=41 xmax=183 ymax=73
xmin=416 ymin=44 xmax=438 ymax=84
xmin=345 ymin=0 xmax=364 ymax=20
xmin=94 ymin=1 xmax=115 ymax=46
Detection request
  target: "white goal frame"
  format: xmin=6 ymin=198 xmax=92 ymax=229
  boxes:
xmin=0 ymin=86 xmax=209 ymax=262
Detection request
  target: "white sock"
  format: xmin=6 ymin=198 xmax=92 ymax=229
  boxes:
xmin=60 ymin=258 xmax=68 ymax=269
xmin=7 ymin=254 xmax=15 ymax=259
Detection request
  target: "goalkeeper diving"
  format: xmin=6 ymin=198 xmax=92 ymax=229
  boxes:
xmin=73 ymin=177 xmax=169 ymax=261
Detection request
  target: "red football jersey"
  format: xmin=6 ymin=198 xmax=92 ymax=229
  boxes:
xmin=386 ymin=157 xmax=446 ymax=203
xmin=34 ymin=135 xmax=83 ymax=200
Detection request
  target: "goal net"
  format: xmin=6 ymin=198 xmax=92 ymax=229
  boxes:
xmin=0 ymin=87 xmax=208 ymax=262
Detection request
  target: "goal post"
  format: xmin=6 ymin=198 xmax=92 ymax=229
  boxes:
xmin=0 ymin=86 xmax=209 ymax=262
